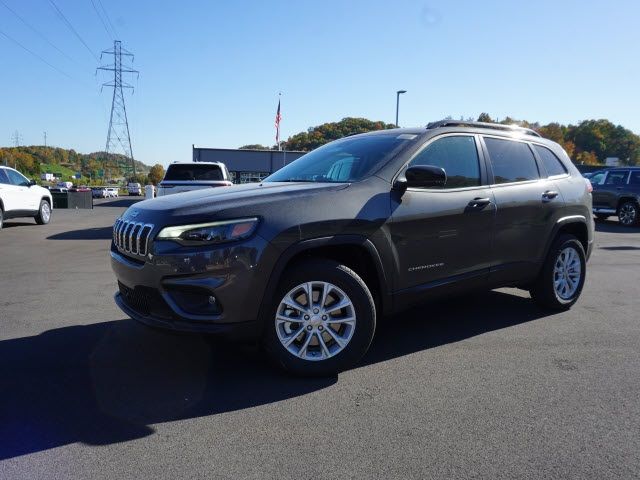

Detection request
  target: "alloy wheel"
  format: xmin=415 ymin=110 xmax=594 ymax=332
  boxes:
xmin=275 ymin=281 xmax=356 ymax=361
xmin=553 ymin=247 xmax=582 ymax=300
xmin=619 ymin=203 xmax=637 ymax=226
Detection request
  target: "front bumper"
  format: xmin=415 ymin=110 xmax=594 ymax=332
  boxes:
xmin=111 ymin=234 xmax=275 ymax=339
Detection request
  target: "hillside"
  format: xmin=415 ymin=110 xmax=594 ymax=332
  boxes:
xmin=0 ymin=146 xmax=151 ymax=183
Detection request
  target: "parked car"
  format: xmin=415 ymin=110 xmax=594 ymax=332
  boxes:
xmin=92 ymin=187 xmax=108 ymax=198
xmin=157 ymin=161 xmax=233 ymax=196
xmin=106 ymin=187 xmax=119 ymax=198
xmin=590 ymin=167 xmax=640 ymax=225
xmin=111 ymin=121 xmax=594 ymax=375
xmin=127 ymin=182 xmax=142 ymax=196
xmin=0 ymin=166 xmax=53 ymax=229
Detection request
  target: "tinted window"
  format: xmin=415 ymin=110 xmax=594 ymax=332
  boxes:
xmin=604 ymin=170 xmax=628 ymax=185
xmin=629 ymin=171 xmax=640 ymax=186
xmin=6 ymin=169 xmax=30 ymax=186
xmin=408 ymin=136 xmax=480 ymax=188
xmin=164 ymin=164 xmax=223 ymax=181
xmin=0 ymin=169 xmax=10 ymax=184
xmin=484 ymin=137 xmax=539 ymax=184
xmin=265 ymin=133 xmax=416 ymax=183
xmin=534 ymin=145 xmax=567 ymax=176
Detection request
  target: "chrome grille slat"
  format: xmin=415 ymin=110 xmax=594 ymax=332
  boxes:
xmin=113 ymin=219 xmax=154 ymax=258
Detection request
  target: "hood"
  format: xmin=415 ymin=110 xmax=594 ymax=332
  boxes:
xmin=122 ymin=182 xmax=349 ymax=222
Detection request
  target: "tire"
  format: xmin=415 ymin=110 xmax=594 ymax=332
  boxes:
xmin=35 ymin=199 xmax=51 ymax=225
xmin=530 ymin=234 xmax=586 ymax=310
xmin=617 ymin=200 xmax=639 ymax=227
xmin=0 ymin=208 xmax=3 ymax=230
xmin=262 ymin=259 xmax=376 ymax=376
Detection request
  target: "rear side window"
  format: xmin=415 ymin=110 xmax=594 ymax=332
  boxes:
xmin=0 ymin=169 xmax=10 ymax=184
xmin=533 ymin=145 xmax=567 ymax=177
xmin=164 ymin=164 xmax=223 ymax=181
xmin=604 ymin=170 xmax=628 ymax=185
xmin=484 ymin=137 xmax=539 ymax=184
xmin=629 ymin=171 xmax=640 ymax=186
xmin=408 ymin=135 xmax=480 ymax=188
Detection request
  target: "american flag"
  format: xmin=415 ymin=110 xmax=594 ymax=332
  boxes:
xmin=275 ymin=99 xmax=282 ymax=144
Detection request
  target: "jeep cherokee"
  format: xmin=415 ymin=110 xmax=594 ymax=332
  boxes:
xmin=111 ymin=121 xmax=594 ymax=376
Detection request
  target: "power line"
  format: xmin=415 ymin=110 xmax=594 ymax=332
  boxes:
xmin=0 ymin=0 xmax=78 ymax=65
xmin=0 ymin=28 xmax=75 ymax=80
xmin=48 ymin=0 xmax=99 ymax=62
xmin=89 ymin=0 xmax=113 ymax=40
xmin=96 ymin=0 xmax=119 ymax=39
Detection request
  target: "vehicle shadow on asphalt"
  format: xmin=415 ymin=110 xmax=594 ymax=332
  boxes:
xmin=47 ymin=226 xmax=114 ymax=240
xmin=2 ymin=221 xmax=36 ymax=229
xmin=0 ymin=290 xmax=550 ymax=460
xmin=594 ymin=219 xmax=640 ymax=234
xmin=93 ymin=198 xmax=141 ymax=208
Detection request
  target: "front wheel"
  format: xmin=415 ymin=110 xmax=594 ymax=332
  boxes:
xmin=262 ymin=259 xmax=376 ymax=376
xmin=617 ymin=201 xmax=639 ymax=226
xmin=530 ymin=235 xmax=586 ymax=310
xmin=35 ymin=200 xmax=51 ymax=225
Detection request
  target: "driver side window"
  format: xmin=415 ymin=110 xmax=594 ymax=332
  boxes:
xmin=409 ymin=136 xmax=481 ymax=188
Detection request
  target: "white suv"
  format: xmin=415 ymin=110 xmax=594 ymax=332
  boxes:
xmin=0 ymin=166 xmax=53 ymax=229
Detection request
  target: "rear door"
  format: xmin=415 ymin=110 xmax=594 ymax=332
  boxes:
xmin=389 ymin=134 xmax=495 ymax=292
xmin=482 ymin=136 xmax=564 ymax=282
xmin=594 ymin=170 xmax=629 ymax=210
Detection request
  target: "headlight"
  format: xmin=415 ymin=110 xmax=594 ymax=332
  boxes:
xmin=156 ymin=218 xmax=259 ymax=245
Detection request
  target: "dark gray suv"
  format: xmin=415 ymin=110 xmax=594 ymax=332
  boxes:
xmin=111 ymin=121 xmax=594 ymax=376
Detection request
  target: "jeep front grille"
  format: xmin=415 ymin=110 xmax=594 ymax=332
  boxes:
xmin=113 ymin=218 xmax=154 ymax=256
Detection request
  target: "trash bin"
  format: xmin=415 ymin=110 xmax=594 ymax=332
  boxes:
xmin=145 ymin=185 xmax=156 ymax=199
xmin=51 ymin=192 xmax=68 ymax=209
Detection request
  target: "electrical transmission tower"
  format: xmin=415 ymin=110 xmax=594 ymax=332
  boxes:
xmin=97 ymin=40 xmax=139 ymax=179
xmin=11 ymin=130 xmax=22 ymax=147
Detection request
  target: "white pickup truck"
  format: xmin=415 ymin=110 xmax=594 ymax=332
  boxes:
xmin=157 ymin=162 xmax=233 ymax=197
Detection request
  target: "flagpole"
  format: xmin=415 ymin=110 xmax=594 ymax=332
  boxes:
xmin=278 ymin=92 xmax=282 ymax=152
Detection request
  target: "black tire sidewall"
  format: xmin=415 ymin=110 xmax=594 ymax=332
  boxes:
xmin=262 ymin=259 xmax=376 ymax=376
xmin=0 ymin=209 xmax=3 ymax=230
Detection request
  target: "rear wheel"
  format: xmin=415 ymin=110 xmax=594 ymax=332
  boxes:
xmin=35 ymin=199 xmax=51 ymax=225
xmin=617 ymin=201 xmax=639 ymax=226
xmin=263 ymin=259 xmax=376 ymax=376
xmin=530 ymin=234 xmax=586 ymax=310
xmin=0 ymin=208 xmax=3 ymax=230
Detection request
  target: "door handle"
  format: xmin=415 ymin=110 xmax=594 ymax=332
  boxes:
xmin=466 ymin=197 xmax=491 ymax=209
xmin=542 ymin=190 xmax=559 ymax=202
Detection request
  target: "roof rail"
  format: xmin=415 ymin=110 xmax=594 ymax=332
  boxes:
xmin=426 ymin=120 xmax=541 ymax=138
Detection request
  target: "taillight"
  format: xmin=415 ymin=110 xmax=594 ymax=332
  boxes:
xmin=584 ymin=178 xmax=593 ymax=193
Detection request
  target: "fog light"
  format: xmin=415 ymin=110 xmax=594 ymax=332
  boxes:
xmin=165 ymin=287 xmax=222 ymax=315
xmin=208 ymin=296 xmax=217 ymax=305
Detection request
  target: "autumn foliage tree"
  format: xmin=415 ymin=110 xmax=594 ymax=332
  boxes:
xmin=147 ymin=164 xmax=165 ymax=185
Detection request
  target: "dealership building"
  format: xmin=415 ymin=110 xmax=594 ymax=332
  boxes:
xmin=192 ymin=146 xmax=306 ymax=183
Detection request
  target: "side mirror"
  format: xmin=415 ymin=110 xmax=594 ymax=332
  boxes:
xmin=29 ymin=179 xmax=38 ymax=187
xmin=401 ymin=165 xmax=447 ymax=190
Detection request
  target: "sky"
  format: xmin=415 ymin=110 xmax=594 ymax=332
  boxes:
xmin=1 ymin=0 xmax=639 ymax=167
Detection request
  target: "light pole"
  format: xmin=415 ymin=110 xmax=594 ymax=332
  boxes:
xmin=395 ymin=90 xmax=407 ymax=127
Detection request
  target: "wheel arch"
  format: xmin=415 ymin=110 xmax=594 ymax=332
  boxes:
xmin=544 ymin=216 xmax=589 ymax=260
xmin=617 ymin=196 xmax=639 ymax=210
xmin=259 ymin=236 xmax=392 ymax=324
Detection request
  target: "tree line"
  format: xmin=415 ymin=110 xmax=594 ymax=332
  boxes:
xmin=242 ymin=115 xmax=640 ymax=166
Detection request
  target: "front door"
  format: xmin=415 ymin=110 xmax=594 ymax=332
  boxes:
xmin=389 ymin=135 xmax=495 ymax=293
xmin=5 ymin=169 xmax=38 ymax=211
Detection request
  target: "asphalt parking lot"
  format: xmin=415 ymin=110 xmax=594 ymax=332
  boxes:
xmin=1 ymin=199 xmax=639 ymax=479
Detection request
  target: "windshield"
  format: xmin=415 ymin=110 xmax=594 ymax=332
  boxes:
xmin=265 ymin=133 xmax=417 ymax=183
xmin=164 ymin=164 xmax=223 ymax=181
